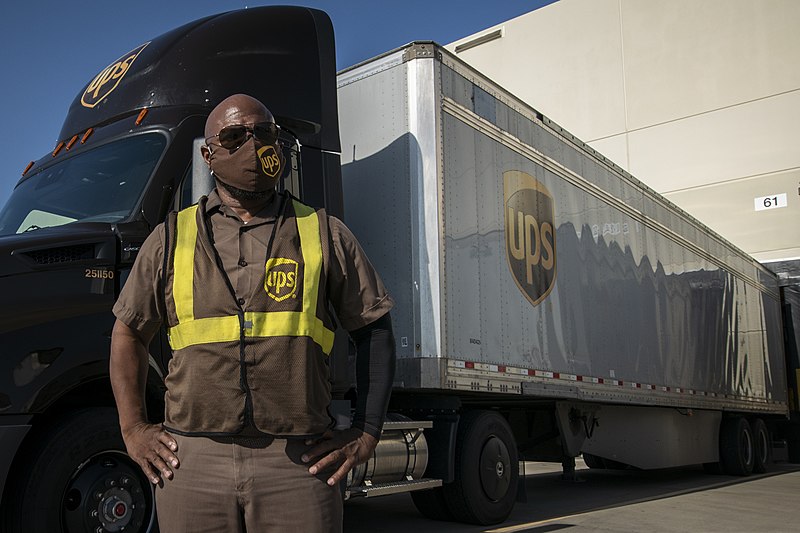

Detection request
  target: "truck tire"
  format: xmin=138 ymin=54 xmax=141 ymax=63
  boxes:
xmin=4 ymin=407 xmax=156 ymax=533
xmin=441 ymin=410 xmax=518 ymax=525
xmin=410 ymin=486 xmax=454 ymax=521
xmin=751 ymin=418 xmax=771 ymax=473
xmin=719 ymin=416 xmax=754 ymax=476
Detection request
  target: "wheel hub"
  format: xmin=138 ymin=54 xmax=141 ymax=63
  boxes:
xmin=479 ymin=435 xmax=512 ymax=502
xmin=99 ymin=487 xmax=134 ymax=531
xmin=62 ymin=452 xmax=154 ymax=533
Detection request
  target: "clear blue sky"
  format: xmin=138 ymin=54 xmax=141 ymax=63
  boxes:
xmin=0 ymin=0 xmax=555 ymax=209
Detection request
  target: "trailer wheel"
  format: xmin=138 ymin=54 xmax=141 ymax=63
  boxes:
xmin=719 ymin=416 xmax=754 ymax=476
xmin=442 ymin=410 xmax=518 ymax=525
xmin=751 ymin=418 xmax=771 ymax=473
xmin=4 ymin=407 xmax=156 ymax=533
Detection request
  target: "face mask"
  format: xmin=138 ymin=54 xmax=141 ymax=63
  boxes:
xmin=208 ymin=137 xmax=284 ymax=192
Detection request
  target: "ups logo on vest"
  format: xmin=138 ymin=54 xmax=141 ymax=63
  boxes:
xmin=503 ymin=170 xmax=556 ymax=306
xmin=265 ymin=258 xmax=299 ymax=302
xmin=81 ymin=43 xmax=149 ymax=108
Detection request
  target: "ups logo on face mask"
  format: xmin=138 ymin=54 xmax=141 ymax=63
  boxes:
xmin=257 ymin=145 xmax=282 ymax=178
xmin=503 ymin=170 xmax=556 ymax=306
xmin=265 ymin=257 xmax=299 ymax=302
xmin=81 ymin=43 xmax=149 ymax=108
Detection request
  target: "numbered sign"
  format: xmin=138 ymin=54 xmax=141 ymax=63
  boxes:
xmin=754 ymin=193 xmax=787 ymax=211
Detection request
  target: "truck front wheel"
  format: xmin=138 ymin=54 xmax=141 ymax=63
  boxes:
xmin=4 ymin=407 xmax=156 ymax=532
xmin=442 ymin=410 xmax=518 ymax=525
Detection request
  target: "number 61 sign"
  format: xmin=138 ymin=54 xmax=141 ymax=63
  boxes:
xmin=754 ymin=193 xmax=787 ymax=211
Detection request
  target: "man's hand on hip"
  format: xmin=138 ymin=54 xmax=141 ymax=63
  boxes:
xmin=122 ymin=422 xmax=180 ymax=485
xmin=301 ymin=428 xmax=378 ymax=486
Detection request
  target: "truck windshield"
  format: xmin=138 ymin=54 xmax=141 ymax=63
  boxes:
xmin=0 ymin=133 xmax=166 ymax=236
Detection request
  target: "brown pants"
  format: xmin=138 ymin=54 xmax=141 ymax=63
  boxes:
xmin=156 ymin=434 xmax=342 ymax=532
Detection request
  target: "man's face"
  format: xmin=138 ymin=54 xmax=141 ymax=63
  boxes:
xmin=201 ymin=94 xmax=284 ymax=198
xmin=202 ymin=94 xmax=276 ymax=161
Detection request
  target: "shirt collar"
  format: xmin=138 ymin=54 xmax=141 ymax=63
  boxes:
xmin=205 ymin=188 xmax=281 ymax=226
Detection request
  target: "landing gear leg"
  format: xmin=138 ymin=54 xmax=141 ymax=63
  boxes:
xmin=561 ymin=455 xmax=581 ymax=482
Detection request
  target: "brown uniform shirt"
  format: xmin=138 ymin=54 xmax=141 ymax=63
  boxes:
xmin=113 ymin=188 xmax=394 ymax=343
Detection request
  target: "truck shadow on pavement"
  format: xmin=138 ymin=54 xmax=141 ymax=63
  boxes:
xmin=343 ymin=462 xmax=800 ymax=532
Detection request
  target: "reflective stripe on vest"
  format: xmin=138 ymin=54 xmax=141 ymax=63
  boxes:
xmin=167 ymin=200 xmax=335 ymax=354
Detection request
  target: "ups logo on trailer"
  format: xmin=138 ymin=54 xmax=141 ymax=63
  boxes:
xmin=503 ymin=170 xmax=556 ymax=306
xmin=81 ymin=43 xmax=149 ymax=108
xmin=264 ymin=257 xmax=299 ymax=302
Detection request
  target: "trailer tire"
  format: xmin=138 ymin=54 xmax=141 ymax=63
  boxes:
xmin=719 ymin=416 xmax=754 ymax=476
xmin=442 ymin=410 xmax=518 ymax=525
xmin=410 ymin=486 xmax=454 ymax=521
xmin=751 ymin=418 xmax=771 ymax=473
xmin=3 ymin=407 xmax=156 ymax=533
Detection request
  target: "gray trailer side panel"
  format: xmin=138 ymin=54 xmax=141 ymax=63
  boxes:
xmin=337 ymin=44 xmax=788 ymax=415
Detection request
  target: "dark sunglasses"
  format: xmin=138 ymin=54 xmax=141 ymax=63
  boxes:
xmin=206 ymin=122 xmax=281 ymax=150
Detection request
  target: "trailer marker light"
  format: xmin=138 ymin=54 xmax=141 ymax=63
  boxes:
xmin=465 ymin=361 xmax=475 ymax=369
xmin=135 ymin=108 xmax=148 ymax=125
xmin=22 ymin=161 xmax=34 ymax=176
xmin=66 ymin=135 xmax=78 ymax=151
xmin=52 ymin=141 xmax=65 ymax=157
xmin=81 ymin=128 xmax=94 ymax=144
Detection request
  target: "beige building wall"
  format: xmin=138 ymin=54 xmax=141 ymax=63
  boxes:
xmin=446 ymin=0 xmax=800 ymax=266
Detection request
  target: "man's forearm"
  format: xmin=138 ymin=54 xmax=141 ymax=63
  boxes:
xmin=350 ymin=313 xmax=396 ymax=438
xmin=110 ymin=319 xmax=153 ymax=431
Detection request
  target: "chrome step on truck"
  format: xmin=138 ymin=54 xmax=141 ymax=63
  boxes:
xmin=345 ymin=420 xmax=442 ymax=500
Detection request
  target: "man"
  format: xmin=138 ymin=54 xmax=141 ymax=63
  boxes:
xmin=110 ymin=94 xmax=395 ymax=532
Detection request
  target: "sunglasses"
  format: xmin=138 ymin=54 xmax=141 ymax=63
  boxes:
xmin=206 ymin=122 xmax=281 ymax=150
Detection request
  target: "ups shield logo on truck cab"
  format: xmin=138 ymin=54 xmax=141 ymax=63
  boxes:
xmin=81 ymin=43 xmax=149 ymax=108
xmin=504 ymin=170 xmax=556 ymax=306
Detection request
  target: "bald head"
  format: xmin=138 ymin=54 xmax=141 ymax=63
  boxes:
xmin=205 ymin=94 xmax=275 ymax=140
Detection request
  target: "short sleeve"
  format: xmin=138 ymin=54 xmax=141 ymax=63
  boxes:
xmin=327 ymin=216 xmax=394 ymax=332
xmin=112 ymin=223 xmax=167 ymax=341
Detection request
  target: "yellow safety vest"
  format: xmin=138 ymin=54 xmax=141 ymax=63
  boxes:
xmin=167 ymin=198 xmax=335 ymax=354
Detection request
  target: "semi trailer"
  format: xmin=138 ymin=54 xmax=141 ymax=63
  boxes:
xmin=0 ymin=6 xmax=798 ymax=532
